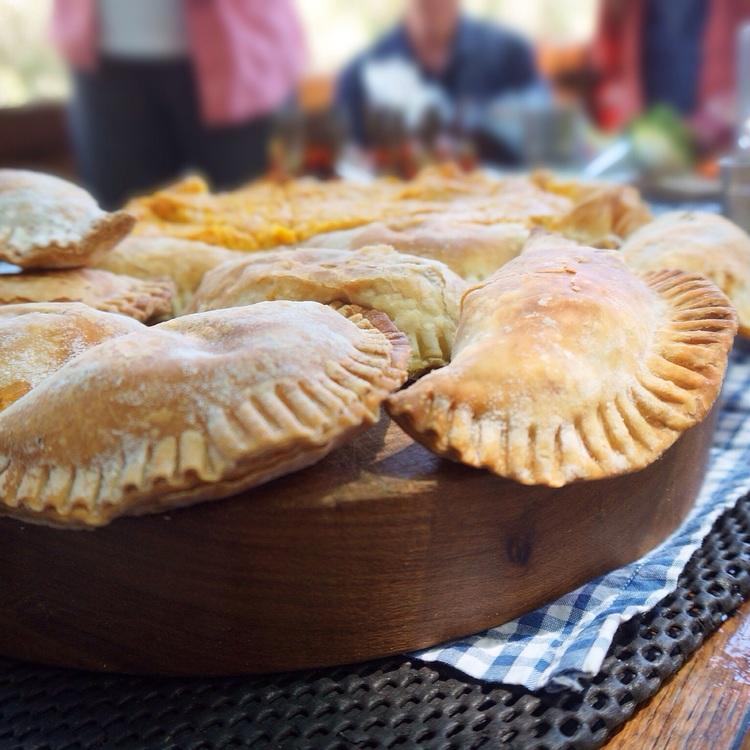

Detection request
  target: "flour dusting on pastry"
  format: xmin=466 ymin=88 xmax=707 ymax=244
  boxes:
xmin=0 ymin=301 xmax=409 ymax=527
xmin=0 ymin=303 xmax=145 ymax=413
xmin=388 ymin=233 xmax=737 ymax=487
xmin=0 ymin=170 xmax=134 ymax=269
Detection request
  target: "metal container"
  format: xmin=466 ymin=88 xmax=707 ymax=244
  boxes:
xmin=721 ymin=156 xmax=750 ymax=230
xmin=721 ymin=22 xmax=750 ymax=229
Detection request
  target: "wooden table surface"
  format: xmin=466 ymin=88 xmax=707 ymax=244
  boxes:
xmin=605 ymin=599 xmax=750 ymax=750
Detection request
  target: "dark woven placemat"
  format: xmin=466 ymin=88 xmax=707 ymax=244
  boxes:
xmin=0 ymin=493 xmax=747 ymax=750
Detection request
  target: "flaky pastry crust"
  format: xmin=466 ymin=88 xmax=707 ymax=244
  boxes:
xmin=0 ymin=267 xmax=175 ymax=322
xmin=0 ymin=301 xmax=410 ymax=527
xmin=621 ymin=211 xmax=750 ymax=337
xmin=532 ymin=171 xmax=652 ymax=245
xmin=0 ymin=302 xmax=144 ymax=412
xmin=303 ymin=217 xmax=530 ymax=282
xmin=388 ymin=233 xmax=737 ymax=487
xmin=0 ymin=170 xmax=134 ymax=269
xmin=96 ymin=235 xmax=241 ymax=314
xmin=127 ymin=167 xmax=646 ymax=252
xmin=189 ymin=244 xmax=465 ymax=375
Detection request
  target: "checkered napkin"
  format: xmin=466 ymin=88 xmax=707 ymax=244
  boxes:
xmin=414 ymin=340 xmax=750 ymax=692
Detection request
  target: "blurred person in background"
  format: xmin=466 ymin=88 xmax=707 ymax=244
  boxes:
xmin=335 ymin=0 xmax=541 ymax=148
xmin=590 ymin=0 xmax=750 ymax=152
xmin=51 ymin=0 xmax=305 ymax=208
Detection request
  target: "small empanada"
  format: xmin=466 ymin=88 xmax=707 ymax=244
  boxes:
xmin=188 ymin=245 xmax=466 ymax=375
xmin=304 ymin=216 xmax=530 ymax=282
xmin=621 ymin=211 xmax=750 ymax=337
xmin=0 ymin=267 xmax=175 ymax=322
xmin=388 ymin=233 xmax=737 ymax=487
xmin=0 ymin=301 xmax=410 ymax=527
xmin=0 ymin=302 xmax=144 ymax=412
xmin=96 ymin=236 xmax=241 ymax=314
xmin=0 ymin=170 xmax=134 ymax=269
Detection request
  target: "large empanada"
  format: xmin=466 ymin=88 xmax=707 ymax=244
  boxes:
xmin=0 ymin=267 xmax=174 ymax=322
xmin=96 ymin=236 xmax=241 ymax=314
xmin=0 ymin=170 xmax=134 ymax=269
xmin=0 ymin=302 xmax=144 ymax=412
xmin=621 ymin=211 xmax=750 ymax=337
xmin=388 ymin=233 xmax=737 ymax=487
xmin=0 ymin=301 xmax=410 ymax=527
xmin=188 ymin=245 xmax=466 ymax=375
xmin=304 ymin=216 xmax=530 ymax=282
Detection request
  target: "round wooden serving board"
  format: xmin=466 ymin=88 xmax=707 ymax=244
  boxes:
xmin=0 ymin=411 xmax=716 ymax=675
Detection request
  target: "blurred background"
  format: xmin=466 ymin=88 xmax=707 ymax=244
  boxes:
xmin=0 ymin=0 xmax=746 ymax=207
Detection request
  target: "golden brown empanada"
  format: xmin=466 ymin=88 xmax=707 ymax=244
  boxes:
xmin=189 ymin=245 xmax=466 ymax=375
xmin=388 ymin=233 xmax=737 ymax=487
xmin=532 ymin=171 xmax=652 ymax=245
xmin=304 ymin=216 xmax=530 ymax=282
xmin=96 ymin=236 xmax=241 ymax=314
xmin=621 ymin=211 xmax=750 ymax=337
xmin=0 ymin=170 xmax=134 ymax=269
xmin=0 ymin=267 xmax=174 ymax=322
xmin=0 ymin=301 xmax=409 ymax=527
xmin=0 ymin=302 xmax=144 ymax=412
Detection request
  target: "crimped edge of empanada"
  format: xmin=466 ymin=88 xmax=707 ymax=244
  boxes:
xmin=0 ymin=210 xmax=135 ymax=270
xmin=0 ymin=304 xmax=410 ymax=527
xmin=0 ymin=273 xmax=176 ymax=323
xmin=329 ymin=300 xmax=412 ymax=375
xmin=387 ymin=270 xmax=737 ymax=487
xmin=94 ymin=276 xmax=176 ymax=322
xmin=189 ymin=246 xmax=459 ymax=376
xmin=327 ymin=257 xmax=458 ymax=375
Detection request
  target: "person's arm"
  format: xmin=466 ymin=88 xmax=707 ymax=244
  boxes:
xmin=335 ymin=57 xmax=367 ymax=145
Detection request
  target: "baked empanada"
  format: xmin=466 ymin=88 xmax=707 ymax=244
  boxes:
xmin=189 ymin=245 xmax=466 ymax=375
xmin=0 ymin=302 xmax=144 ymax=412
xmin=388 ymin=233 xmax=737 ymax=487
xmin=0 ymin=301 xmax=409 ymax=527
xmin=0 ymin=170 xmax=134 ymax=269
xmin=0 ymin=267 xmax=174 ymax=322
xmin=96 ymin=236 xmax=241 ymax=314
xmin=532 ymin=171 xmax=652 ymax=245
xmin=621 ymin=211 xmax=750 ymax=337
xmin=304 ymin=217 xmax=530 ymax=282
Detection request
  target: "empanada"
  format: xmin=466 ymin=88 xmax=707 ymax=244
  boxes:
xmin=96 ymin=236 xmax=241 ymax=314
xmin=0 ymin=170 xmax=134 ymax=269
xmin=532 ymin=171 xmax=652 ymax=245
xmin=621 ymin=211 xmax=750 ymax=336
xmin=0 ymin=267 xmax=174 ymax=322
xmin=388 ymin=233 xmax=737 ymax=487
xmin=304 ymin=217 xmax=530 ymax=282
xmin=189 ymin=245 xmax=466 ymax=375
xmin=0 ymin=302 xmax=144 ymax=412
xmin=0 ymin=301 xmax=410 ymax=527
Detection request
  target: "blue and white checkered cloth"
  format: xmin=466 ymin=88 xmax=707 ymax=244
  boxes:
xmin=414 ymin=341 xmax=750 ymax=692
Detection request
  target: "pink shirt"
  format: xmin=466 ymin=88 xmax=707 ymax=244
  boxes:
xmin=51 ymin=0 xmax=306 ymax=126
